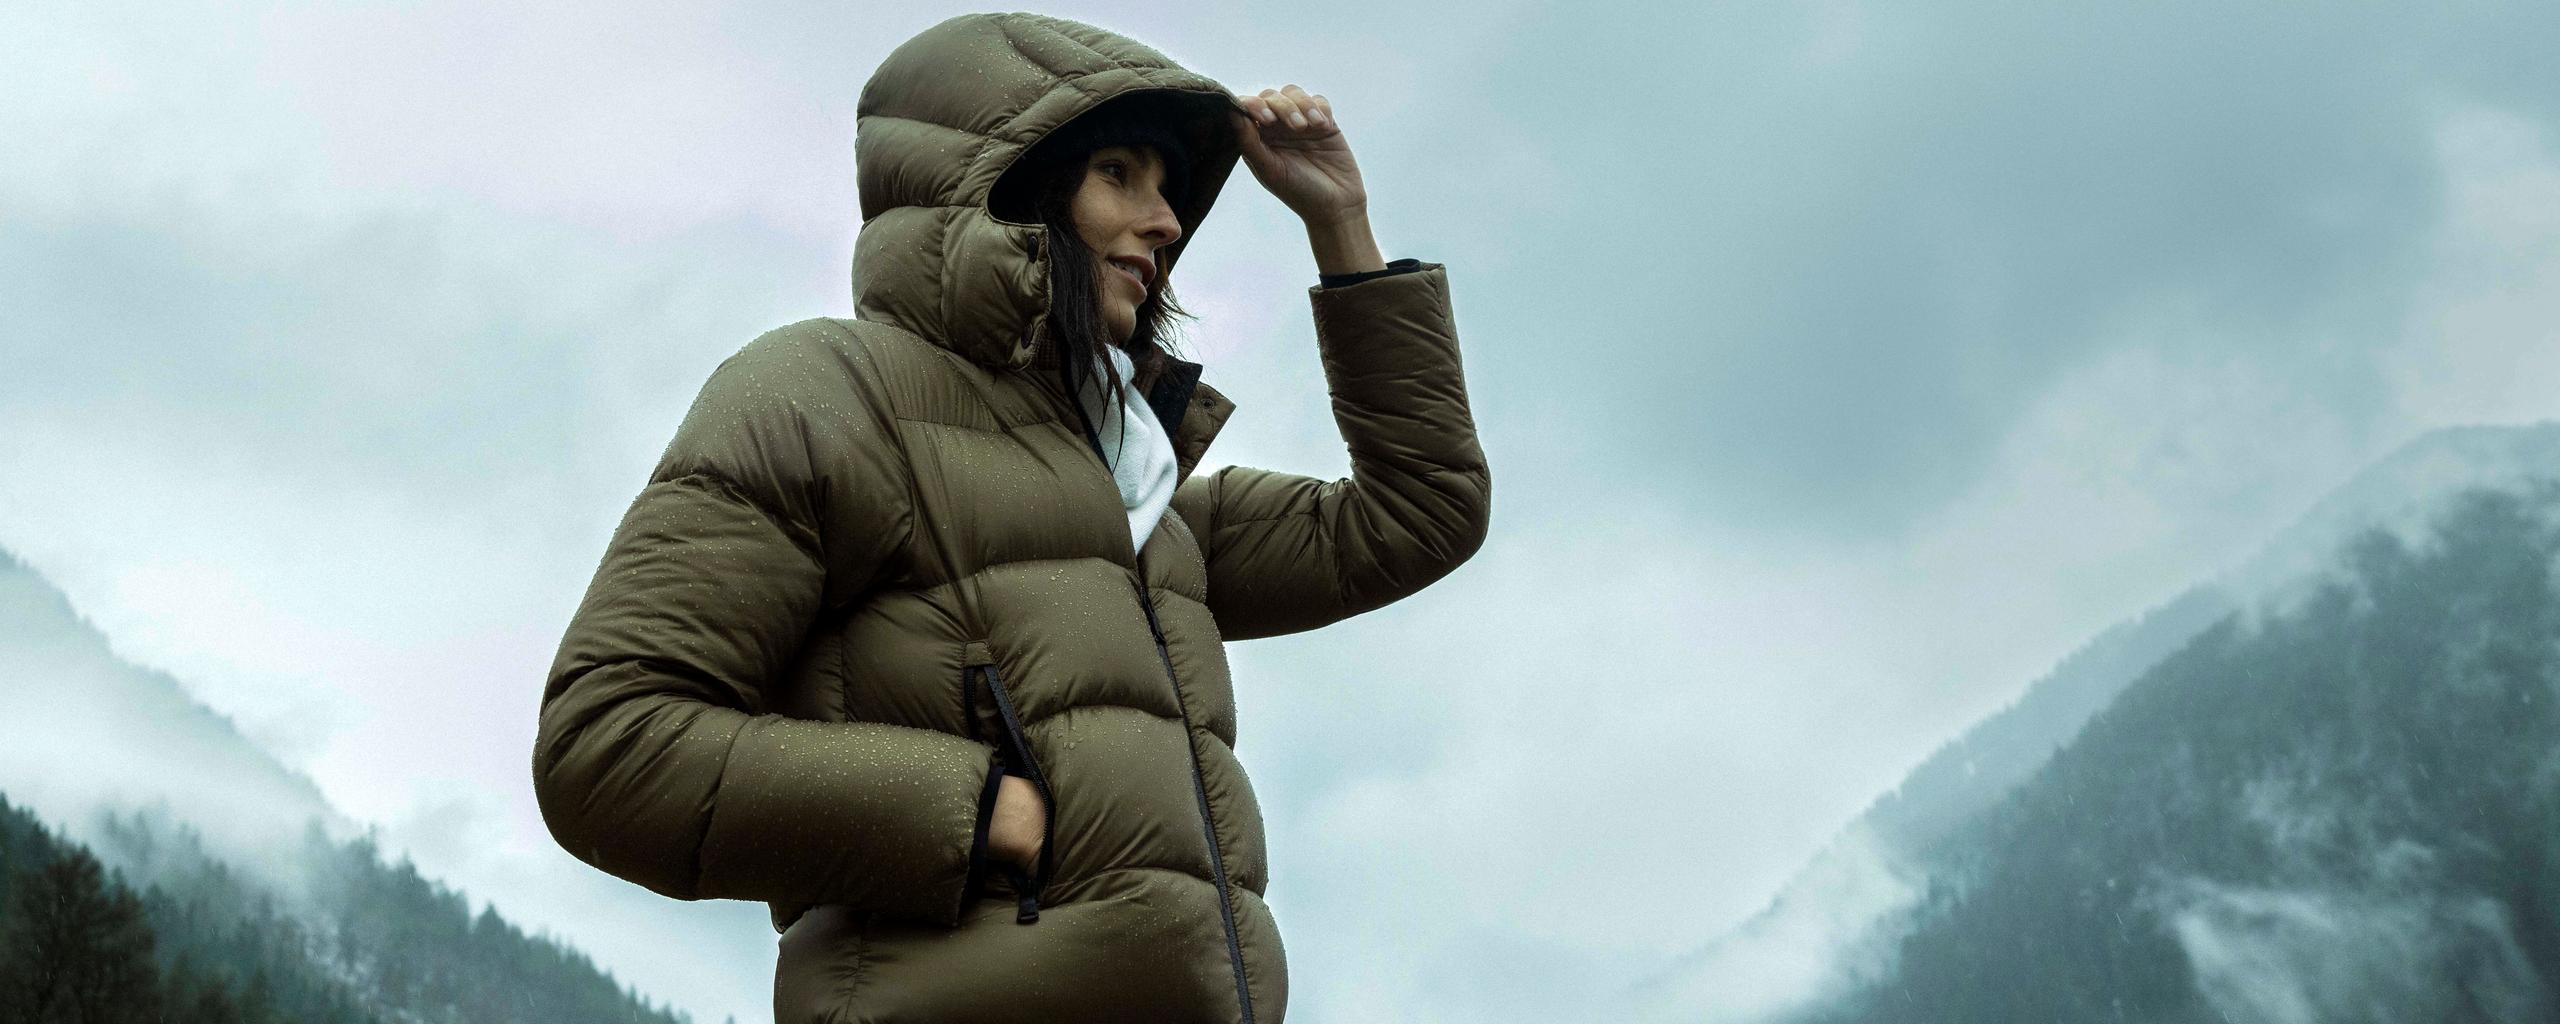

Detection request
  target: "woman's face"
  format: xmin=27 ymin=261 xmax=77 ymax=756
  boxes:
xmin=1069 ymin=144 xmax=1182 ymax=345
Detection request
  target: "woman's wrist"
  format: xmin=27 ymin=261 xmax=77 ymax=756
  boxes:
xmin=1304 ymin=209 xmax=1384 ymax=277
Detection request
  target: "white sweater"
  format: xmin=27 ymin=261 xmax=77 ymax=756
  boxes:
xmin=1076 ymin=344 xmax=1180 ymax=554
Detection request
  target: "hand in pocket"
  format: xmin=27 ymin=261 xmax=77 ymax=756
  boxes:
xmin=989 ymin=773 xmax=1048 ymax=871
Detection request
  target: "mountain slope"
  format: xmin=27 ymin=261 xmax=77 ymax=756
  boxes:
xmin=0 ymin=546 xmax=340 ymax=871
xmin=2 ymin=790 xmax=698 ymax=1024
xmin=0 ymin=547 xmax=710 ymax=1022
xmin=1803 ymin=480 xmax=2560 ymax=1022
xmin=1876 ymin=422 xmax=2560 ymax=857
xmin=1639 ymin=421 xmax=2560 ymax=1019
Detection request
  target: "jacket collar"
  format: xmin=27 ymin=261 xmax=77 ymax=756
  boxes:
xmin=1141 ymin=352 xmax=1236 ymax=487
xmin=1024 ymin=335 xmax=1236 ymax=487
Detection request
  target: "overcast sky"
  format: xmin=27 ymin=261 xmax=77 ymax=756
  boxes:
xmin=6 ymin=2 xmax=2559 ymax=1021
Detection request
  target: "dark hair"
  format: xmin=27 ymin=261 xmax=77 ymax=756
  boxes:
xmin=1021 ymin=101 xmax=1201 ymax=460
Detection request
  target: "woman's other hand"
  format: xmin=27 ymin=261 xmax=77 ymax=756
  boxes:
xmin=989 ymin=774 xmax=1046 ymax=871
xmin=1234 ymin=83 xmax=1385 ymax=276
xmin=1232 ymin=84 xmax=1367 ymax=228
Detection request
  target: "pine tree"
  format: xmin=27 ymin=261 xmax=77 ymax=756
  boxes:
xmin=2 ymin=846 xmax=164 ymax=1023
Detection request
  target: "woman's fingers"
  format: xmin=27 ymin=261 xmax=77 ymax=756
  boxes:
xmin=1278 ymin=84 xmax=1330 ymax=128
xmin=1239 ymin=84 xmax=1336 ymax=136
xmin=1226 ymin=87 xmax=1364 ymax=222
xmin=1264 ymin=87 xmax=1304 ymax=128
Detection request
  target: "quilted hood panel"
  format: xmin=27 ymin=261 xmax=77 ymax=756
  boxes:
xmin=850 ymin=13 xmax=1249 ymax=370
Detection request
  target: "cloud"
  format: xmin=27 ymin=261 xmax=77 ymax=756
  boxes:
xmin=2147 ymin=768 xmax=2552 ymax=1024
xmin=2161 ymin=880 xmax=2546 ymax=1024
xmin=2386 ymin=105 xmax=2560 ymax=429
xmin=1433 ymin=1 xmax=2560 ymax=538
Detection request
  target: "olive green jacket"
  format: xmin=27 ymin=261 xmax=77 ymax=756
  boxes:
xmin=533 ymin=12 xmax=1490 ymax=1023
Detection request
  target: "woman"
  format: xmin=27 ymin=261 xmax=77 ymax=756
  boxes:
xmin=532 ymin=12 xmax=1489 ymax=1023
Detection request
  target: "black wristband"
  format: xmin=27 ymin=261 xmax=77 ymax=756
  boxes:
xmin=1318 ymin=257 xmax=1424 ymax=289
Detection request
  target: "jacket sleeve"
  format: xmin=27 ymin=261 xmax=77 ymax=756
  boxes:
xmin=1171 ymin=261 xmax=1492 ymax=641
xmin=532 ymin=319 xmax=1002 ymax=927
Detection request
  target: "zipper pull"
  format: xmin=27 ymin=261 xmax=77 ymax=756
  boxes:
xmin=1003 ymin=863 xmax=1041 ymax=924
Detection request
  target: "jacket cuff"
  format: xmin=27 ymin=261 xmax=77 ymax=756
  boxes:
xmin=962 ymin=750 xmax=1007 ymax=905
xmin=1318 ymin=257 xmax=1424 ymax=289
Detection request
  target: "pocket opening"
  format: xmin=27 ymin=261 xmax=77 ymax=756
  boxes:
xmin=974 ymin=661 xmax=1056 ymax=924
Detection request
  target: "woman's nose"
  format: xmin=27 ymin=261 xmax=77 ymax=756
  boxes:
xmin=1137 ymin=194 xmax=1182 ymax=247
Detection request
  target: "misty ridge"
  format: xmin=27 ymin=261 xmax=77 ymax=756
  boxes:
xmin=0 ymin=549 xmax=713 ymax=1023
xmin=1642 ymin=423 xmax=2560 ymax=1022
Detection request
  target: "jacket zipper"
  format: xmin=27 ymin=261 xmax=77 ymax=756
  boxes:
xmin=1057 ymin=361 xmax=1254 ymax=1020
xmin=1132 ymin=565 xmax=1256 ymax=1024
xmin=976 ymin=662 xmax=1056 ymax=924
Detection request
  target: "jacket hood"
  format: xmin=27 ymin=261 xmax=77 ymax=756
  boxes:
xmin=852 ymin=13 xmax=1248 ymax=372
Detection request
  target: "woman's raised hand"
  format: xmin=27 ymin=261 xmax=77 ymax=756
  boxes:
xmin=1232 ymin=84 xmax=1367 ymax=228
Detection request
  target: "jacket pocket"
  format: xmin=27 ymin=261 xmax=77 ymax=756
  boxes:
xmin=963 ymin=641 xmax=1055 ymax=924
xmin=774 ymin=903 xmax=869 ymax=1023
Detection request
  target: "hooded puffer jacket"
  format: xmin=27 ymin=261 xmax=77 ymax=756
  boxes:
xmin=533 ymin=12 xmax=1489 ymax=1023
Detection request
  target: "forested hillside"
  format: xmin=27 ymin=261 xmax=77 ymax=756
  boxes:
xmin=1645 ymin=424 xmax=2560 ymax=1022
xmin=1806 ymin=482 xmax=2560 ymax=1022
xmin=0 ymin=543 xmax=721 ymax=1022
xmin=0 ymin=792 xmax=699 ymax=1024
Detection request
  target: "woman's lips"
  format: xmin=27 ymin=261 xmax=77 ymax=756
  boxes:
xmin=1112 ymin=261 xmax=1147 ymax=291
xmin=1106 ymin=253 xmax=1155 ymax=287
